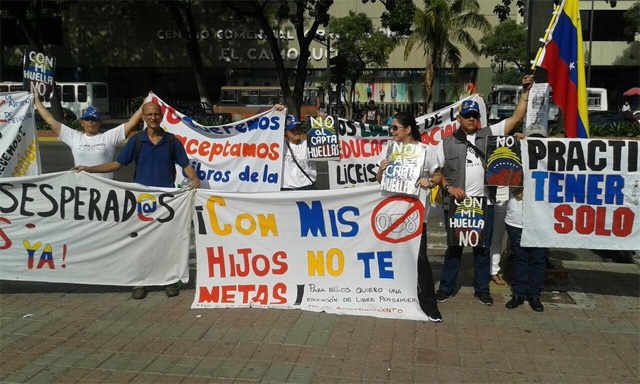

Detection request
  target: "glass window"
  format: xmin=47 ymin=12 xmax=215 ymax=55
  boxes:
xmin=93 ymin=84 xmax=108 ymax=98
xmin=77 ymin=85 xmax=87 ymax=102
xmin=221 ymin=90 xmax=238 ymax=102
xmin=62 ymin=85 xmax=75 ymax=102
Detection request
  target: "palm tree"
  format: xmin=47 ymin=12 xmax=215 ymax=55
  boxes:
xmin=404 ymin=0 xmax=490 ymax=111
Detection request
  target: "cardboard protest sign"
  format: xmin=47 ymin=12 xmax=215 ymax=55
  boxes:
xmin=146 ymin=93 xmax=285 ymax=192
xmin=446 ymin=196 xmax=487 ymax=247
xmin=485 ymin=135 xmax=523 ymax=186
xmin=192 ymin=186 xmax=429 ymax=320
xmin=521 ymin=138 xmax=640 ymax=250
xmin=380 ymin=142 xmax=426 ymax=197
xmin=0 ymin=171 xmax=192 ymax=285
xmin=306 ymin=114 xmax=339 ymax=160
xmin=0 ymin=92 xmax=41 ymax=177
xmin=22 ymin=50 xmax=56 ymax=97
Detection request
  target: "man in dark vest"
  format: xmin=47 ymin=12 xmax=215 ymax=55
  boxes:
xmin=435 ymin=75 xmax=534 ymax=306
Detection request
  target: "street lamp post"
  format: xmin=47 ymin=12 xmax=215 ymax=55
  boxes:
xmin=490 ymin=61 xmax=505 ymax=74
xmin=326 ymin=36 xmax=331 ymax=115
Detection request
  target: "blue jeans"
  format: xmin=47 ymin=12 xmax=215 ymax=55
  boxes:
xmin=505 ymin=224 xmax=547 ymax=298
xmin=438 ymin=205 xmax=494 ymax=295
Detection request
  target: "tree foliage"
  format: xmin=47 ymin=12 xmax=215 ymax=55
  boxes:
xmin=225 ymin=0 xmax=333 ymax=118
xmin=404 ymin=0 xmax=490 ymax=111
xmin=480 ymin=19 xmax=526 ymax=84
xmin=328 ymin=11 xmax=395 ymax=118
xmin=623 ymin=1 xmax=640 ymax=42
xmin=363 ymin=0 xmax=416 ymax=36
xmin=493 ymin=0 xmax=618 ymax=22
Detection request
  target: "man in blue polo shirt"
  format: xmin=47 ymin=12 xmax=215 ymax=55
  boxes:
xmin=74 ymin=102 xmax=200 ymax=299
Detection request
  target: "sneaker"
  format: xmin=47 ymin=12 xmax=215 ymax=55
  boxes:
xmin=426 ymin=309 xmax=443 ymax=322
xmin=435 ymin=291 xmax=450 ymax=303
xmin=164 ymin=283 xmax=181 ymax=298
xmin=474 ymin=293 xmax=493 ymax=306
xmin=132 ymin=286 xmax=147 ymax=300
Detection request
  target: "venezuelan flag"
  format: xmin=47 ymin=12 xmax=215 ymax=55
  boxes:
xmin=536 ymin=0 xmax=589 ymax=138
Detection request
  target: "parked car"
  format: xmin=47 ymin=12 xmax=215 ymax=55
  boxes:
xmin=176 ymin=102 xmax=233 ymax=125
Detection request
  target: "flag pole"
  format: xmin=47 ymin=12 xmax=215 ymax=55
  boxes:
xmin=531 ymin=1 xmax=564 ymax=71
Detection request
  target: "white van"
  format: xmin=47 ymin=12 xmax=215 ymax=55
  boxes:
xmin=0 ymin=82 xmax=24 ymax=93
xmin=42 ymin=82 xmax=110 ymax=119
xmin=487 ymin=84 xmax=608 ymax=123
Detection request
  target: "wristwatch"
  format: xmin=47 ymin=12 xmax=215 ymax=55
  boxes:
xmin=444 ymin=184 xmax=451 ymax=192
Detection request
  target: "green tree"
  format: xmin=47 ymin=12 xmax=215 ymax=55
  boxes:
xmin=404 ymin=0 xmax=490 ymax=111
xmin=623 ymin=1 xmax=640 ymax=41
xmin=328 ymin=11 xmax=395 ymax=119
xmin=225 ymin=0 xmax=333 ymax=119
xmin=158 ymin=0 xmax=214 ymax=105
xmin=480 ymin=19 xmax=527 ymax=85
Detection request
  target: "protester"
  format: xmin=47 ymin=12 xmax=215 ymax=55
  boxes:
xmin=376 ymin=112 xmax=443 ymax=322
xmin=281 ymin=114 xmax=317 ymax=191
xmin=73 ymin=102 xmax=200 ymax=300
xmin=386 ymin=107 xmax=400 ymax=126
xmin=362 ymin=100 xmax=382 ymax=125
xmin=435 ymin=75 xmax=534 ymax=306
xmin=416 ymin=105 xmax=424 ymax=117
xmin=490 ymin=185 xmax=509 ymax=285
xmin=34 ymin=94 xmax=143 ymax=179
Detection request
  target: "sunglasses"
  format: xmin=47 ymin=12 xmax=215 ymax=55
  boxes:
xmin=390 ymin=124 xmax=404 ymax=131
xmin=460 ymin=113 xmax=480 ymax=120
xmin=82 ymin=117 xmax=99 ymax=122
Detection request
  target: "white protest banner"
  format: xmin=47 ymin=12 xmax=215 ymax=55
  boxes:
xmin=22 ymin=50 xmax=56 ymax=97
xmin=0 ymin=171 xmax=192 ymax=285
xmin=329 ymin=95 xmax=487 ymax=189
xmin=380 ymin=142 xmax=426 ymax=196
xmin=521 ymin=138 xmax=640 ymax=250
xmin=191 ymin=186 xmax=428 ymax=320
xmin=0 ymin=91 xmax=41 ymax=177
xmin=146 ymin=93 xmax=285 ymax=192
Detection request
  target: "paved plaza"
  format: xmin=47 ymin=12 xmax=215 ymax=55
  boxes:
xmin=1 ymin=251 xmax=639 ymax=383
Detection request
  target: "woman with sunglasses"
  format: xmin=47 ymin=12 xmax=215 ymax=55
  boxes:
xmin=34 ymin=95 xmax=142 ymax=179
xmin=376 ymin=112 xmax=443 ymax=322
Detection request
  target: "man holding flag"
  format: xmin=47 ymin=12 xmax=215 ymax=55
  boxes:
xmin=534 ymin=0 xmax=589 ymax=138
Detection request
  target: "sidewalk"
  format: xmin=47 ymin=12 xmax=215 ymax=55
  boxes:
xmin=1 ymin=251 xmax=638 ymax=383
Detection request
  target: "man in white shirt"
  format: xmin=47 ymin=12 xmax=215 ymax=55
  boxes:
xmin=435 ymin=75 xmax=533 ymax=306
xmin=35 ymin=95 xmax=142 ymax=179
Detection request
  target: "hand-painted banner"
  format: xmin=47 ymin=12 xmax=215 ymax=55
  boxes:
xmin=446 ymin=196 xmax=487 ymax=247
xmin=329 ymin=95 xmax=487 ymax=189
xmin=485 ymin=135 xmax=523 ymax=186
xmin=380 ymin=142 xmax=426 ymax=196
xmin=521 ymin=138 xmax=640 ymax=249
xmin=22 ymin=50 xmax=56 ymax=97
xmin=146 ymin=93 xmax=285 ymax=192
xmin=306 ymin=115 xmax=339 ymax=160
xmin=0 ymin=91 xmax=41 ymax=177
xmin=0 ymin=171 xmax=192 ymax=285
xmin=191 ymin=186 xmax=429 ymax=320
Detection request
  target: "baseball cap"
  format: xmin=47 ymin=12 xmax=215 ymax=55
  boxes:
xmin=525 ymin=124 xmax=548 ymax=138
xmin=459 ymin=100 xmax=480 ymax=116
xmin=81 ymin=106 xmax=100 ymax=120
xmin=285 ymin=114 xmax=301 ymax=130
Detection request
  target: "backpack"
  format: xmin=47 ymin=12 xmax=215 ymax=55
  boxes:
xmin=132 ymin=130 xmax=177 ymax=180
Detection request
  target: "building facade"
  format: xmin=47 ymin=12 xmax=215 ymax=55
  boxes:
xmin=1 ymin=0 xmax=637 ymax=116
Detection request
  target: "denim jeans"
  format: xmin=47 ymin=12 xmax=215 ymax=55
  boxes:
xmin=438 ymin=204 xmax=494 ymax=295
xmin=505 ymin=224 xmax=547 ymax=298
